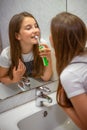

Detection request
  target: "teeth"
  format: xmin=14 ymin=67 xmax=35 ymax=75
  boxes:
xmin=35 ymin=36 xmax=38 ymax=39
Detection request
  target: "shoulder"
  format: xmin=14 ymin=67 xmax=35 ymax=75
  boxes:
xmin=60 ymin=54 xmax=87 ymax=85
xmin=1 ymin=46 xmax=10 ymax=59
xmin=0 ymin=46 xmax=11 ymax=67
xmin=60 ymin=67 xmax=81 ymax=85
xmin=60 ymin=65 xmax=85 ymax=98
xmin=60 ymin=54 xmax=87 ymax=83
xmin=60 ymin=55 xmax=87 ymax=98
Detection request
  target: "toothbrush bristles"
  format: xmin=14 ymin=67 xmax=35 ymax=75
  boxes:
xmin=35 ymin=36 xmax=38 ymax=39
xmin=35 ymin=36 xmax=40 ymax=44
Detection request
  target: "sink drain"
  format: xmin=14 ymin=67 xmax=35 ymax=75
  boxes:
xmin=43 ymin=111 xmax=48 ymax=117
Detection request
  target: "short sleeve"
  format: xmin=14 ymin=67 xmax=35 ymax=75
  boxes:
xmin=0 ymin=47 xmax=11 ymax=68
xmin=60 ymin=70 xmax=85 ymax=98
xmin=0 ymin=55 xmax=11 ymax=68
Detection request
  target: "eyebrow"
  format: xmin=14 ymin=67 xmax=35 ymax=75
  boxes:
xmin=25 ymin=22 xmax=37 ymax=27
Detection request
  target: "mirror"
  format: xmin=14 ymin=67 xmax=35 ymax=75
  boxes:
xmin=0 ymin=0 xmax=66 ymax=100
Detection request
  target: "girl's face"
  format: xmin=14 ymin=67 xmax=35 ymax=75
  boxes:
xmin=16 ymin=17 xmax=40 ymax=45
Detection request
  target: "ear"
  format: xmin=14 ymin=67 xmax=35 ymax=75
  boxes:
xmin=15 ymin=32 xmax=20 ymax=40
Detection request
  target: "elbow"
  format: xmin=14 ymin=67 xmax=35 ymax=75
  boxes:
xmin=41 ymin=71 xmax=53 ymax=81
xmin=42 ymin=77 xmax=50 ymax=82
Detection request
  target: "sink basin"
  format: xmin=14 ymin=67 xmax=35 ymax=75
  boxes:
xmin=17 ymin=104 xmax=79 ymax=130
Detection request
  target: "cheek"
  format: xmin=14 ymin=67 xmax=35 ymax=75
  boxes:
xmin=24 ymin=31 xmax=31 ymax=36
xmin=21 ymin=32 xmax=32 ymax=41
xmin=21 ymin=29 xmax=31 ymax=36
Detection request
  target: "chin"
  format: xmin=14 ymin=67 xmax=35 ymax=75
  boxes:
xmin=33 ymin=42 xmax=38 ymax=45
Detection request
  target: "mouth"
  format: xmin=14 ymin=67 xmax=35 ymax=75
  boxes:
xmin=31 ymin=35 xmax=39 ymax=39
xmin=30 ymin=35 xmax=39 ymax=44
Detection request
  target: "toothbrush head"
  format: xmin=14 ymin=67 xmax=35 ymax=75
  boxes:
xmin=35 ymin=36 xmax=40 ymax=44
xmin=35 ymin=36 xmax=38 ymax=39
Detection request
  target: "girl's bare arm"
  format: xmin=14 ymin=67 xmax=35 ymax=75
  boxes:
xmin=63 ymin=93 xmax=87 ymax=130
xmin=0 ymin=60 xmax=26 ymax=85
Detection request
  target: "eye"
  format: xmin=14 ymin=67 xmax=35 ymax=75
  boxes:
xmin=25 ymin=25 xmax=31 ymax=30
xmin=34 ymin=23 xmax=39 ymax=28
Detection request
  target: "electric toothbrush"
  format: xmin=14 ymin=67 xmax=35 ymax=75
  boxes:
xmin=35 ymin=36 xmax=48 ymax=66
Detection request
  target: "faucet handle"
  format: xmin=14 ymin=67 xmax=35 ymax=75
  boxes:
xmin=39 ymin=86 xmax=51 ymax=92
xmin=17 ymin=76 xmax=30 ymax=91
xmin=21 ymin=77 xmax=30 ymax=86
xmin=36 ymin=86 xmax=51 ymax=96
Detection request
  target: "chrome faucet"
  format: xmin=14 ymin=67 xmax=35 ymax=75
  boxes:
xmin=18 ymin=77 xmax=30 ymax=91
xmin=35 ymin=86 xmax=52 ymax=107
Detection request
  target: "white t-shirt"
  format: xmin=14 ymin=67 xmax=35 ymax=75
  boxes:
xmin=60 ymin=54 xmax=87 ymax=98
xmin=0 ymin=46 xmax=11 ymax=68
xmin=0 ymin=46 xmax=34 ymax=68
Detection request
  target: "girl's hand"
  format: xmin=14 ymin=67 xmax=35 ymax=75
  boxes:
xmin=39 ymin=43 xmax=51 ymax=60
xmin=13 ymin=59 xmax=26 ymax=82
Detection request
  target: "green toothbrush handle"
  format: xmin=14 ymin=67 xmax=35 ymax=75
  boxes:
xmin=39 ymin=45 xmax=49 ymax=66
xmin=42 ymin=57 xmax=48 ymax=66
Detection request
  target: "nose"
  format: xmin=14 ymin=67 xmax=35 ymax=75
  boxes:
xmin=32 ymin=26 xmax=37 ymax=31
xmin=32 ymin=26 xmax=39 ymax=33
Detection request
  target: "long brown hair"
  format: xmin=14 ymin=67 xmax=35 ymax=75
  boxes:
xmin=51 ymin=12 xmax=87 ymax=107
xmin=8 ymin=12 xmax=44 ymax=79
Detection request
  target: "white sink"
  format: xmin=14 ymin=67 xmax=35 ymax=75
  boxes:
xmin=17 ymin=104 xmax=79 ymax=130
xmin=0 ymin=92 xmax=79 ymax=130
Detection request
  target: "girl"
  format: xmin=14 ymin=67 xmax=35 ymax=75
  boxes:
xmin=50 ymin=12 xmax=87 ymax=130
xmin=0 ymin=12 xmax=52 ymax=84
